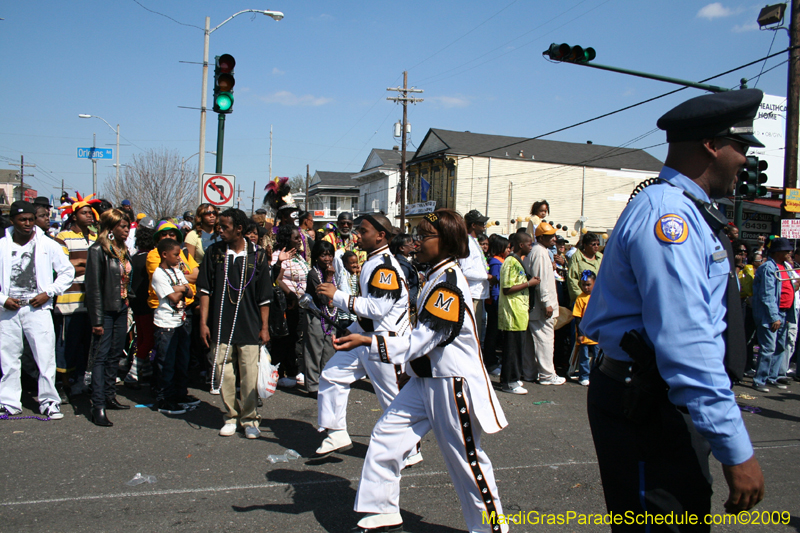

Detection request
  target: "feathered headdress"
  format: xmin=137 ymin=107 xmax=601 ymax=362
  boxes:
xmin=262 ymin=176 xmax=297 ymax=221
xmin=58 ymin=191 xmax=101 ymax=221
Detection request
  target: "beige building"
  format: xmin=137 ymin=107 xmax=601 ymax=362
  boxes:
xmin=406 ymin=129 xmax=663 ymax=237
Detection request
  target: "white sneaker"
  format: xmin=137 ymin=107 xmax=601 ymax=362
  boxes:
xmin=277 ymin=377 xmax=297 ymax=388
xmin=42 ymin=403 xmax=64 ymax=420
xmin=539 ymin=375 xmax=566 ymax=386
xmin=579 ymin=379 xmax=590 ymax=387
xmin=295 ymin=373 xmax=305 ymax=386
xmin=219 ymin=422 xmax=237 ymax=437
xmin=245 ymin=426 xmax=261 ymax=439
xmin=315 ymin=429 xmax=352 ymax=455
xmin=404 ymin=450 xmax=423 ymax=467
xmin=501 ymin=384 xmax=528 ymax=394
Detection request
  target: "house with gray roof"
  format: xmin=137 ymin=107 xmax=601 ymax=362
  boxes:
xmin=406 ymin=128 xmax=663 ymax=235
xmin=351 ymin=147 xmax=415 ymax=222
xmin=306 ymin=170 xmax=359 ymax=225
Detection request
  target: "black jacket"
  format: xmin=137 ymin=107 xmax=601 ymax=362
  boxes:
xmin=85 ymin=242 xmax=127 ymax=327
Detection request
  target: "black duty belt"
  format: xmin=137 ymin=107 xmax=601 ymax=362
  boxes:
xmin=599 ymin=357 xmax=634 ymax=384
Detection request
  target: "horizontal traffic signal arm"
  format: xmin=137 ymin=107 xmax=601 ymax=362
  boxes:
xmin=543 ymin=43 xmax=728 ymax=93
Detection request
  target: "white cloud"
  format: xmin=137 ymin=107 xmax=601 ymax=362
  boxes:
xmin=732 ymin=21 xmax=759 ymax=32
xmin=428 ymin=95 xmax=471 ymax=108
xmin=271 ymin=67 xmax=284 ymax=76
xmin=697 ymin=3 xmax=743 ymax=20
xmin=259 ymin=91 xmax=332 ymax=106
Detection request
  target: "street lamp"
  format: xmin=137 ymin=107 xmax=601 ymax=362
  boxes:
xmin=182 ymin=151 xmax=216 ymax=179
xmin=79 ymin=114 xmax=120 ymax=192
xmin=197 ymin=9 xmax=284 ymax=204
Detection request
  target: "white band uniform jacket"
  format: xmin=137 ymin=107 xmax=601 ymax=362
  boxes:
xmin=331 ymin=244 xmax=411 ymax=337
xmin=366 ymin=259 xmax=507 ymax=435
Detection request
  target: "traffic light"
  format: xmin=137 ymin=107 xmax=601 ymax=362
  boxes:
xmin=213 ymin=54 xmax=236 ymax=114
xmin=737 ymin=156 xmax=768 ymax=198
xmin=544 ymin=43 xmax=596 ymax=63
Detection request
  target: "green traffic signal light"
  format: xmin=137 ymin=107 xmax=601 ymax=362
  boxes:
xmin=545 ymin=43 xmax=596 ymax=63
xmin=213 ymin=54 xmax=236 ymax=114
xmin=738 ymin=156 xmax=769 ymax=198
xmin=215 ymin=92 xmax=233 ymax=112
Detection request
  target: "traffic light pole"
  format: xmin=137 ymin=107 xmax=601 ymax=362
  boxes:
xmin=216 ymin=114 xmax=225 ymax=174
xmin=783 ymin=0 xmax=800 ymax=219
xmin=734 ymin=195 xmax=744 ymax=229
xmin=565 ymin=61 xmax=729 ymax=93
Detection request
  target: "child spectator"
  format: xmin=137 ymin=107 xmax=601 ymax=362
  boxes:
xmin=572 ymin=270 xmax=598 ymax=386
xmin=498 ymin=232 xmax=540 ymax=394
xmin=151 ymin=238 xmax=195 ymax=415
xmin=336 ymin=250 xmax=360 ymax=329
xmin=303 ymin=240 xmax=339 ymax=397
xmin=484 ymin=235 xmax=510 ymax=375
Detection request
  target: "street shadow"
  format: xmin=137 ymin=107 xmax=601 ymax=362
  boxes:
xmin=232 ymin=469 xmax=464 ymax=533
xmin=744 ymin=402 xmax=800 ymax=423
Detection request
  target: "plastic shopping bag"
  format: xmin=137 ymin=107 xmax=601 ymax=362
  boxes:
xmin=257 ymin=345 xmax=279 ymax=400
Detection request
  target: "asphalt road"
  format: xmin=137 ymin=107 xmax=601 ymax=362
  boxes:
xmin=1 ymin=373 xmax=799 ymax=532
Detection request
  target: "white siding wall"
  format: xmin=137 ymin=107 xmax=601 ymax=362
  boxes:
xmin=357 ymin=171 xmax=400 ymax=220
xmin=455 ymin=157 xmax=658 ymax=236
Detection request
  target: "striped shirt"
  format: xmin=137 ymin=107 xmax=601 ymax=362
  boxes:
xmin=55 ymin=229 xmax=96 ymax=314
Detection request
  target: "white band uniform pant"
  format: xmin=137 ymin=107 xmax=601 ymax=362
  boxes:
xmin=355 ymin=376 xmax=505 ymax=533
xmin=0 ymin=306 xmax=59 ymax=412
xmin=318 ymin=345 xmax=400 ymax=431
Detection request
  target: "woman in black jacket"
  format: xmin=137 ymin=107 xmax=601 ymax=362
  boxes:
xmin=85 ymin=209 xmax=131 ymax=426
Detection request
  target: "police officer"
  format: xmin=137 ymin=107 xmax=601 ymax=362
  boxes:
xmin=582 ymin=89 xmax=765 ymax=529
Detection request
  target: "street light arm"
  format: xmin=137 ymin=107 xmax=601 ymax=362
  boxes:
xmin=210 ymin=9 xmax=284 ymax=34
xmin=79 ymin=114 xmax=116 ymax=134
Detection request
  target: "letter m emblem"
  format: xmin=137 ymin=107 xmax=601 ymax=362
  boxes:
xmin=434 ymin=291 xmax=454 ymax=313
xmin=379 ymin=271 xmax=393 ymax=285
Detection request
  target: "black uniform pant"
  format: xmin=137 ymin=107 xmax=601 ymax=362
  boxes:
xmin=587 ymin=366 xmax=713 ymax=532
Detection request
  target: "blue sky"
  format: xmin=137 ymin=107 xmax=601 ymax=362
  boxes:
xmin=0 ymin=1 xmax=791 ymax=204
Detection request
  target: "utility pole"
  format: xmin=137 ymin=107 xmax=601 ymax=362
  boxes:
xmin=784 ymin=0 xmax=800 ymax=219
xmin=198 ymin=16 xmax=210 ymax=206
xmin=305 ymin=164 xmax=310 ymax=211
xmin=387 ymin=71 xmax=424 ymax=229
xmin=236 ymin=184 xmax=243 ymax=209
xmin=17 ymin=155 xmax=35 ymax=202
xmin=269 ymin=125 xmax=273 ymax=182
xmin=92 ymin=133 xmax=98 ymax=197
xmin=251 ymin=181 xmax=256 ymax=215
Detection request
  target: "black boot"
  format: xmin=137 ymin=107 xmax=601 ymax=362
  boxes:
xmin=106 ymin=397 xmax=131 ymax=410
xmin=91 ymin=407 xmax=113 ymax=427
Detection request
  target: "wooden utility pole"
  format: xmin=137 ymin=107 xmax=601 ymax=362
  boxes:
xmin=250 ymin=181 xmax=256 ymax=215
xmin=17 ymin=155 xmax=35 ymax=202
xmin=305 ymin=164 xmax=310 ymax=211
xmin=784 ymin=0 xmax=800 ymax=218
xmin=236 ymin=184 xmax=243 ymax=209
xmin=387 ymin=72 xmax=424 ymax=229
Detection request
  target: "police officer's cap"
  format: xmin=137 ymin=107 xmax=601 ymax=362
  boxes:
xmin=657 ymin=89 xmax=765 ymax=148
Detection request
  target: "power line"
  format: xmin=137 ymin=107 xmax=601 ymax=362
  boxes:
xmin=130 ymin=0 xmax=204 ymax=30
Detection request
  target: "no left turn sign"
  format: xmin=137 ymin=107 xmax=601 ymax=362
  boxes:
xmin=202 ymin=173 xmax=235 ymax=207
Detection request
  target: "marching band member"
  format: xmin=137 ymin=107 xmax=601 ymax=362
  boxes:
xmin=314 ymin=213 xmax=416 ymax=459
xmin=335 ymin=209 xmax=508 ymax=533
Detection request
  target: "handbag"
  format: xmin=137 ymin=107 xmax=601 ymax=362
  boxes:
xmin=269 ymin=285 xmax=290 ymax=338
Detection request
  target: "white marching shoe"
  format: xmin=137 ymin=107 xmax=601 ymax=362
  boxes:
xmin=315 ymin=429 xmax=352 ymax=455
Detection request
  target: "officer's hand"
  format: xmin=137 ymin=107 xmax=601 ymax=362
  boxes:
xmin=770 ymin=320 xmax=782 ymax=332
xmin=29 ymin=292 xmax=49 ymax=308
xmin=92 ymin=326 xmax=105 ymax=336
xmin=722 ymin=455 xmax=764 ymax=513
xmin=3 ymin=298 xmax=21 ymax=311
xmin=545 ymin=306 xmax=554 ymax=318
xmin=317 ymin=283 xmax=337 ymax=300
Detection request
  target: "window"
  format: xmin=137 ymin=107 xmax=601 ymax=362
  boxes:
xmin=329 ymin=196 xmax=338 ymax=217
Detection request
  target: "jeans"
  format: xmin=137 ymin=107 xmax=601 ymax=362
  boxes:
xmin=91 ymin=305 xmax=129 ymax=408
xmin=755 ymin=310 xmax=789 ymax=386
xmin=154 ymin=320 xmax=191 ymax=402
xmin=55 ymin=312 xmax=92 ymax=376
xmin=482 ymin=300 xmax=501 ymax=369
xmin=578 ymin=343 xmax=599 ymax=381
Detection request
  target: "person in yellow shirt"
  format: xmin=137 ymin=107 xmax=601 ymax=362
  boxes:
xmin=145 ymin=221 xmax=200 ymax=390
xmin=572 ymin=270 xmax=598 ymax=386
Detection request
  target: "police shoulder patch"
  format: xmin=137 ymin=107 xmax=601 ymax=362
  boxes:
xmin=655 ymin=213 xmax=689 ymax=244
xmin=419 ymin=278 xmax=465 ymax=347
xmin=368 ymin=258 xmax=402 ymax=299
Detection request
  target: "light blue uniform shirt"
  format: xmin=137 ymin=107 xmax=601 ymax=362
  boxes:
xmin=583 ymin=166 xmax=753 ymax=466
